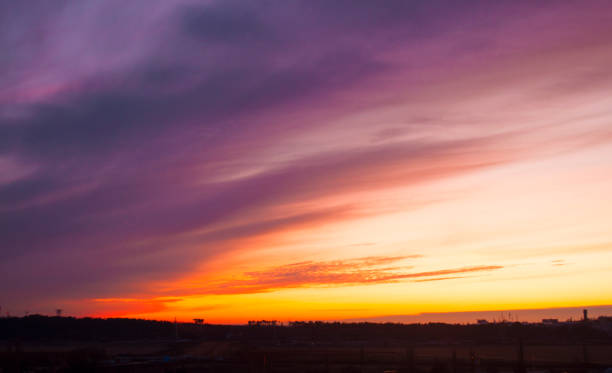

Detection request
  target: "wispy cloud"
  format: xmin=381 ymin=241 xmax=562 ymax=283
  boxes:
xmin=88 ymin=297 xmax=183 ymax=318
xmin=412 ymin=276 xmax=466 ymax=282
xmin=180 ymin=257 xmax=502 ymax=295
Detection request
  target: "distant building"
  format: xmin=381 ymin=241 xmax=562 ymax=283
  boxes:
xmin=583 ymin=309 xmax=588 ymax=321
xmin=594 ymin=316 xmax=612 ymax=333
xmin=542 ymin=318 xmax=559 ymax=325
xmin=477 ymin=319 xmax=489 ymax=325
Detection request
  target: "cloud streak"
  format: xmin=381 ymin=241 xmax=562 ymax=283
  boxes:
xmin=178 ymin=257 xmax=503 ymax=295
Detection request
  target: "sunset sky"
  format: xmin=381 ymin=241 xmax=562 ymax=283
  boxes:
xmin=1 ymin=0 xmax=612 ymax=324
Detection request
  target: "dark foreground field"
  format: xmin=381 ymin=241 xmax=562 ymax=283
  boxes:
xmin=1 ymin=316 xmax=612 ymax=372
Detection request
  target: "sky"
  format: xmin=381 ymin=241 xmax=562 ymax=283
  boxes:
xmin=1 ymin=0 xmax=612 ymax=324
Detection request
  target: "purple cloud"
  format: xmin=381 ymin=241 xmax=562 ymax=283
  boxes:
xmin=1 ymin=0 xmax=612 ymax=315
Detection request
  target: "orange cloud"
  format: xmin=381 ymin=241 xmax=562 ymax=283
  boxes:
xmin=88 ymin=297 xmax=183 ymax=318
xmin=412 ymin=276 xmax=466 ymax=282
xmin=176 ymin=257 xmax=502 ymax=295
